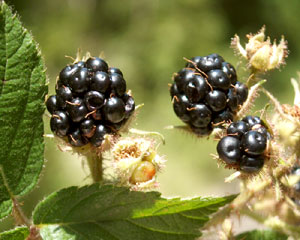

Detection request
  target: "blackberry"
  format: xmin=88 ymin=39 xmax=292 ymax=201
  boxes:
xmin=84 ymin=91 xmax=105 ymax=111
xmin=90 ymin=124 xmax=110 ymax=147
xmin=123 ymin=93 xmax=135 ymax=119
xmin=80 ymin=119 xmax=96 ymax=138
xmin=240 ymin=155 xmax=264 ymax=173
xmin=50 ymin=111 xmax=70 ymax=137
xmin=173 ymin=94 xmax=191 ymax=123
xmin=227 ymin=121 xmax=250 ymax=139
xmin=242 ymin=116 xmax=263 ymax=128
xmin=170 ymin=83 xmax=179 ymax=98
xmin=241 ymin=130 xmax=267 ymax=156
xmin=86 ymin=57 xmax=108 ymax=72
xmin=90 ymin=71 xmax=110 ymax=93
xmin=227 ymin=88 xmax=239 ymax=112
xmin=66 ymin=97 xmax=88 ymax=123
xmin=59 ymin=65 xmax=78 ymax=86
xmin=189 ymin=103 xmax=211 ymax=128
xmin=68 ymin=128 xmax=88 ymax=147
xmin=46 ymin=56 xmax=135 ymax=147
xmin=216 ymin=116 xmax=270 ymax=173
xmin=207 ymin=69 xmax=231 ymax=90
xmin=217 ymin=136 xmax=241 ymax=164
xmin=222 ymin=62 xmax=237 ymax=84
xmin=109 ymin=73 xmax=126 ymax=96
xmin=46 ymin=95 xmax=59 ymax=114
xmin=56 ymin=86 xmax=73 ymax=109
xmin=197 ymin=54 xmax=224 ymax=72
xmin=108 ymin=67 xmax=123 ymax=76
xmin=103 ymin=96 xmax=126 ymax=123
xmin=212 ymin=109 xmax=234 ymax=125
xmin=174 ymin=68 xmax=195 ymax=93
xmin=69 ymin=67 xmax=89 ymax=93
xmin=235 ymin=82 xmax=248 ymax=105
xmin=185 ymin=75 xmax=209 ymax=103
xmin=185 ymin=56 xmax=202 ymax=68
xmin=205 ymin=90 xmax=227 ymax=112
xmin=170 ymin=54 xmax=248 ymax=136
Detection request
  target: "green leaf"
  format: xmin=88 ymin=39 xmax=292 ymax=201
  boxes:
xmin=0 ymin=227 xmax=29 ymax=240
xmin=236 ymin=230 xmax=288 ymax=240
xmin=0 ymin=1 xmax=47 ymax=219
xmin=33 ymin=184 xmax=235 ymax=240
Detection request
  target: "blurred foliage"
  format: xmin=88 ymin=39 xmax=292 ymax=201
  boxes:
xmin=1 ymin=0 xmax=300 ymax=232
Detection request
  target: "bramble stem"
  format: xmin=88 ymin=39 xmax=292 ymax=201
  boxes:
xmin=86 ymin=153 xmax=103 ymax=183
xmin=0 ymin=166 xmax=30 ymax=227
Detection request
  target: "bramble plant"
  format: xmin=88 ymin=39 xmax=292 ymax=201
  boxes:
xmin=0 ymin=1 xmax=299 ymax=240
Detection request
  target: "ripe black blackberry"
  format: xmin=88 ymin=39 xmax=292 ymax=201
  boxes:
xmin=216 ymin=116 xmax=270 ymax=173
xmin=46 ymin=56 xmax=135 ymax=147
xmin=170 ymin=53 xmax=248 ymax=136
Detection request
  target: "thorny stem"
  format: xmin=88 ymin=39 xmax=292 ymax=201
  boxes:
xmin=0 ymin=166 xmax=31 ymax=227
xmin=205 ymin=155 xmax=298 ymax=235
xmin=86 ymin=153 xmax=103 ymax=183
xmin=241 ymin=209 xmax=300 ymax=237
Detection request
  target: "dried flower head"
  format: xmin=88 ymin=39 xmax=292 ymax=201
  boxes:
xmin=107 ymin=137 xmax=165 ymax=190
xmin=231 ymin=26 xmax=288 ymax=72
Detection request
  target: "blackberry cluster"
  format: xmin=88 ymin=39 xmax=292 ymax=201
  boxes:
xmin=46 ymin=57 xmax=135 ymax=147
xmin=217 ymin=116 xmax=270 ymax=173
xmin=170 ymin=53 xmax=248 ymax=135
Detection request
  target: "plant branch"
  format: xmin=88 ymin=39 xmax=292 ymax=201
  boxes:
xmin=0 ymin=166 xmax=30 ymax=227
xmin=86 ymin=153 xmax=103 ymax=183
xmin=241 ymin=208 xmax=300 ymax=237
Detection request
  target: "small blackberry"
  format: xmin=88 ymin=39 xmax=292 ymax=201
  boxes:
xmin=217 ymin=136 xmax=241 ymax=164
xmin=241 ymin=130 xmax=267 ymax=156
xmin=170 ymin=54 xmax=248 ymax=136
xmin=86 ymin=57 xmax=108 ymax=72
xmin=108 ymin=67 xmax=123 ymax=76
xmin=46 ymin=56 xmax=135 ymax=148
xmin=46 ymin=95 xmax=59 ymax=114
xmin=68 ymin=128 xmax=88 ymax=147
xmin=103 ymin=96 xmax=126 ymax=123
xmin=50 ymin=111 xmax=70 ymax=137
xmin=205 ymin=90 xmax=227 ymax=112
xmin=216 ymin=116 xmax=270 ymax=173
xmin=109 ymin=73 xmax=126 ymax=96
xmin=84 ymin=91 xmax=105 ymax=111
xmin=90 ymin=71 xmax=110 ymax=93
xmin=66 ymin=97 xmax=88 ymax=123
xmin=189 ymin=103 xmax=212 ymax=128
xmin=207 ymin=69 xmax=231 ymax=90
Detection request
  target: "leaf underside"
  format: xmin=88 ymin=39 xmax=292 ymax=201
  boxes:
xmin=0 ymin=2 xmax=47 ymax=219
xmin=0 ymin=227 xmax=29 ymax=240
xmin=33 ymin=184 xmax=235 ymax=240
xmin=236 ymin=230 xmax=288 ymax=240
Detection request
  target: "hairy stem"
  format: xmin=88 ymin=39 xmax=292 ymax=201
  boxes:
xmin=0 ymin=166 xmax=30 ymax=227
xmin=241 ymin=209 xmax=300 ymax=237
xmin=86 ymin=153 xmax=103 ymax=183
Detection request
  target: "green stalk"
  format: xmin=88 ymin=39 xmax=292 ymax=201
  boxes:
xmin=86 ymin=152 xmax=103 ymax=183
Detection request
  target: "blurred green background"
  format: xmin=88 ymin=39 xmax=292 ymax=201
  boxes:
xmin=1 ymin=0 xmax=300 ymax=232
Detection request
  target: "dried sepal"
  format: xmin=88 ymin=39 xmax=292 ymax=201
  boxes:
xmin=231 ymin=26 xmax=288 ymax=72
xmin=104 ymin=136 xmax=165 ymax=190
